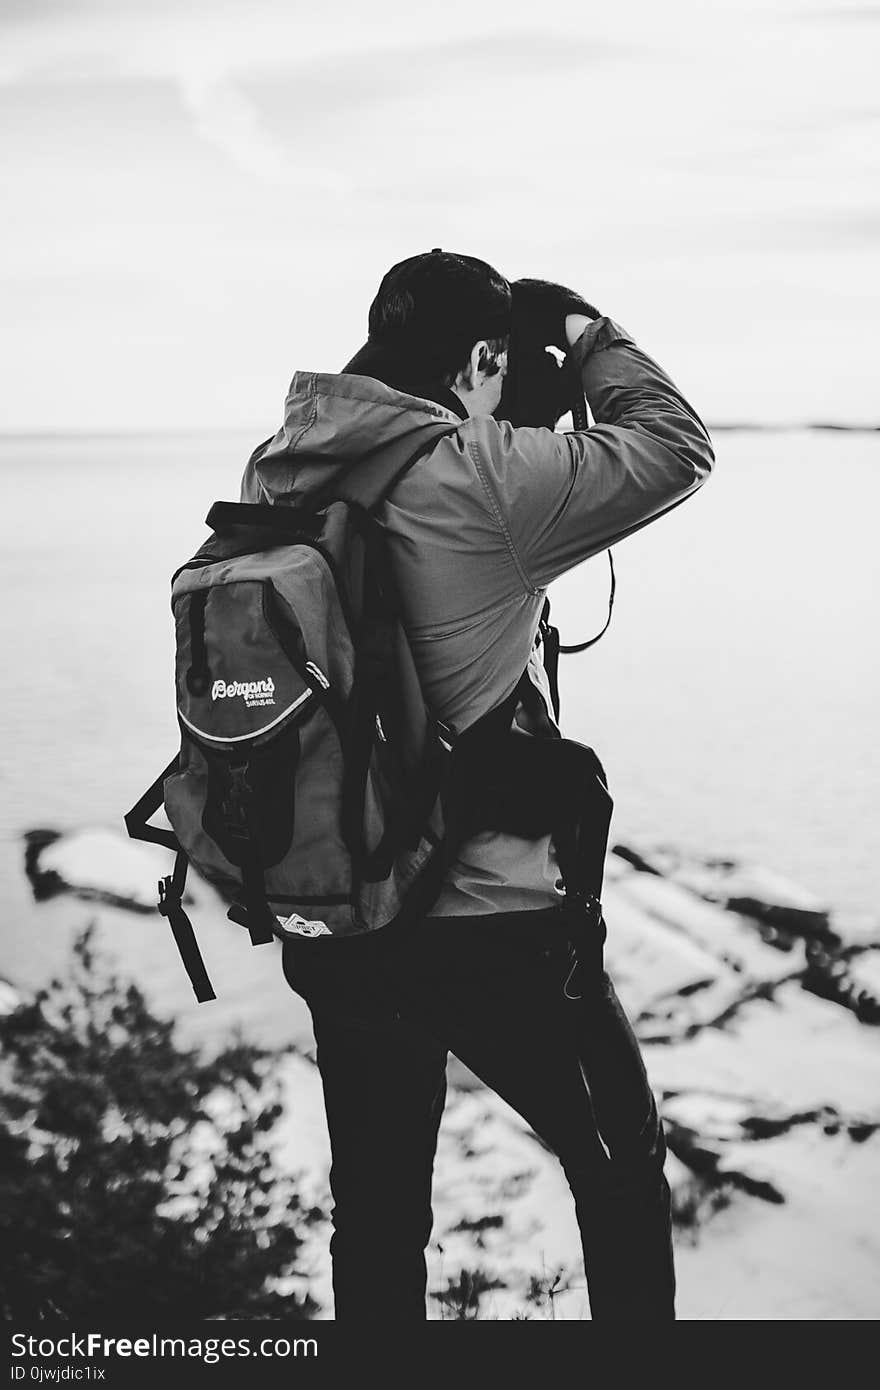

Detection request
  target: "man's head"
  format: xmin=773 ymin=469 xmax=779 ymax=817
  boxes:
xmin=364 ymin=249 xmax=511 ymax=416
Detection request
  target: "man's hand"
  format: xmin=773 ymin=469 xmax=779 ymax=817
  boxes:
xmin=493 ymin=279 xmax=600 ymax=428
xmin=509 ymin=279 xmax=601 ymax=353
xmin=564 ymin=313 xmax=593 ymax=348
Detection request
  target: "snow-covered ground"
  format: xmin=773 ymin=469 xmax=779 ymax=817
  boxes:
xmin=20 ymin=829 xmax=880 ymax=1319
xmin=271 ymin=851 xmax=880 ymax=1320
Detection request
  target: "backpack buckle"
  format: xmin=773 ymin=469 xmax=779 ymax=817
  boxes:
xmin=576 ymin=891 xmax=603 ymax=927
xmin=157 ymin=875 xmax=177 ymax=915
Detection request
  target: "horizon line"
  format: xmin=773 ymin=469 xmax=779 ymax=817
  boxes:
xmin=0 ymin=422 xmax=878 ymax=441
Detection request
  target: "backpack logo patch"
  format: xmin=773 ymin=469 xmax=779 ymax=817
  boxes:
xmin=275 ymin=912 xmax=331 ymax=938
xmin=211 ymin=676 xmax=276 ymax=709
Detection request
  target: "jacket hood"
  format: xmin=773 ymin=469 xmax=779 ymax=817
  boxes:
xmin=241 ymin=371 xmax=462 ymax=509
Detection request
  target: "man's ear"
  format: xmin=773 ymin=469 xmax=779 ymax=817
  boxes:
xmin=453 ymin=340 xmax=486 ymax=392
xmin=474 ymin=340 xmax=494 ymax=377
xmin=467 ymin=339 xmax=492 ymax=385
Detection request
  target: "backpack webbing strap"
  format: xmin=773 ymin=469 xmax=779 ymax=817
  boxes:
xmin=341 ymin=525 xmax=394 ymax=874
xmin=205 ymin=501 xmax=323 ymax=535
xmin=332 ymin=429 xmax=457 ymax=875
xmin=204 ymin=427 xmax=456 ymax=545
xmin=341 ymin=512 xmax=451 ymax=878
xmin=126 ymin=757 xmax=217 ymax=1002
xmin=236 ymin=842 xmax=277 ymax=947
xmin=185 ymin=590 xmax=212 ymax=696
xmin=124 ymin=755 xmax=180 ymax=852
xmin=216 ymin=761 xmax=279 ymax=948
xmin=157 ymin=850 xmax=217 ymax=1003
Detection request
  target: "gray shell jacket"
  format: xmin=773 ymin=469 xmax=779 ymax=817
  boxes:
xmin=240 ymin=317 xmax=714 ymax=916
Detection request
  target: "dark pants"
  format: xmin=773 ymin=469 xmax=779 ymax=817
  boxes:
xmin=283 ymin=905 xmax=675 ymax=1321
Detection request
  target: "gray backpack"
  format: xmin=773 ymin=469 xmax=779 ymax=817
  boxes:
xmin=127 ymin=425 xmax=616 ymax=1005
xmin=126 ymin=429 xmax=459 ymax=1001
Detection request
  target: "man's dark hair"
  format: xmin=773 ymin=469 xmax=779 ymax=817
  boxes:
xmin=366 ymin=248 xmax=511 ymax=387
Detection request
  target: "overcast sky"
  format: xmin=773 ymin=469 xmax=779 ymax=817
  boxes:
xmin=2 ymin=0 xmax=877 ymax=430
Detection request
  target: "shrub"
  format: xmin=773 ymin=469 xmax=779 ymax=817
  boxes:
xmin=0 ymin=926 xmax=317 ymax=1319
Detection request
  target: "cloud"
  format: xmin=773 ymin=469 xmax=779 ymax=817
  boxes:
xmin=798 ymin=4 xmax=880 ymax=19
xmin=177 ymin=71 xmax=348 ymax=190
xmin=2 ymin=0 xmax=878 ymax=426
xmin=1 ymin=6 xmax=630 ymax=191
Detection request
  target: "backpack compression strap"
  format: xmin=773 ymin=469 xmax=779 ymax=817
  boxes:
xmin=123 ymin=756 xmax=180 ymax=851
xmin=158 ymin=850 xmax=217 ymax=1004
xmin=124 ymin=757 xmax=217 ymax=1003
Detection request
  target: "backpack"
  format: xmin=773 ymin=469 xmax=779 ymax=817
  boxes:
xmin=126 ymin=428 xmax=617 ymax=1004
xmin=126 ymin=428 xmax=465 ymax=1001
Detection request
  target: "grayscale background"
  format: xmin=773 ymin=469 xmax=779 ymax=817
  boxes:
xmin=2 ymin=0 xmax=878 ymax=1320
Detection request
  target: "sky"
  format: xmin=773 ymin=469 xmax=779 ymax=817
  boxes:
xmin=2 ymin=0 xmax=878 ymax=430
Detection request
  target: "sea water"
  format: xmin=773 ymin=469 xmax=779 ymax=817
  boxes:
xmin=1 ymin=429 xmax=877 ymax=1044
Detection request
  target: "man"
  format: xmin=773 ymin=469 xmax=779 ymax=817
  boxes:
xmin=240 ymin=250 xmax=714 ymax=1320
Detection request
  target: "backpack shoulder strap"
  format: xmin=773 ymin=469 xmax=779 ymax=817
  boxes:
xmin=204 ymin=426 xmax=457 ymax=535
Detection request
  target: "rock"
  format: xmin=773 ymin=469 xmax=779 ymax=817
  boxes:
xmin=0 ymin=979 xmax=22 ymax=1016
xmin=24 ymin=827 xmax=177 ymax=914
xmin=612 ymin=841 xmax=835 ymax=941
xmin=644 ymin=982 xmax=880 ymax=1119
xmin=601 ymin=882 xmax=748 ymax=1040
xmin=603 ymin=874 xmax=806 ymax=1042
xmin=801 ymin=942 xmax=880 ymax=1025
xmin=611 ymin=843 xmax=663 ymax=876
xmin=846 ymin=949 xmax=880 ymax=1002
xmin=610 ymin=873 xmax=806 ymax=982
xmin=18 ymin=821 xmax=880 ymax=1317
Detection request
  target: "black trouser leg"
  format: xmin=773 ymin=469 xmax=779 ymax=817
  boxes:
xmin=562 ymin=969 xmax=676 ymax=1320
xmin=284 ymin=942 xmax=448 ymax=1321
xmin=284 ymin=906 xmax=675 ymax=1321
xmin=391 ymin=910 xmax=676 ymax=1320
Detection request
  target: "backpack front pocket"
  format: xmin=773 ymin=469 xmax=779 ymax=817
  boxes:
xmin=174 ymin=579 xmax=318 ymax=746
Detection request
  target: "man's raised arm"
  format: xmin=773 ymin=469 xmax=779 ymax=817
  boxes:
xmin=482 ymin=315 xmax=714 ymax=589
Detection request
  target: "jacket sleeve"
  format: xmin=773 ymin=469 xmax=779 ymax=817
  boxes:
xmin=480 ymin=318 xmax=715 ymax=590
